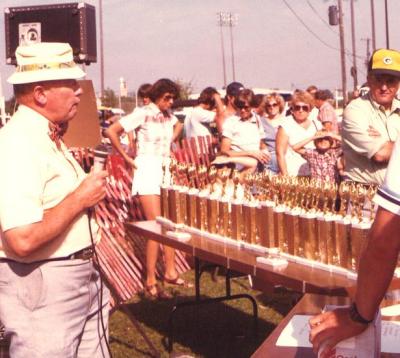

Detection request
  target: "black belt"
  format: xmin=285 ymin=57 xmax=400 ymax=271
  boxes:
xmin=0 ymin=246 xmax=95 ymax=264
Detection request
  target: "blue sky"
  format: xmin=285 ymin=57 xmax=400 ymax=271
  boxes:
xmin=1 ymin=0 xmax=400 ymax=100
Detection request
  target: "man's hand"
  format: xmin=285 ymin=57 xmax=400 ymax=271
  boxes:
xmin=309 ymin=307 xmax=368 ymax=358
xmin=75 ymin=170 xmax=108 ymax=208
xmin=248 ymin=150 xmax=271 ymax=164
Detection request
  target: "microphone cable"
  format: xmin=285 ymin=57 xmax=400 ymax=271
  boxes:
xmin=88 ymin=207 xmax=113 ymax=358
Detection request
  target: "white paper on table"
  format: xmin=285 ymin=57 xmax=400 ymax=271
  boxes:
xmin=381 ymin=320 xmax=400 ymax=353
xmin=381 ymin=304 xmax=400 ymax=317
xmin=275 ymin=315 xmax=400 ymax=354
xmin=275 ymin=315 xmax=354 ymax=349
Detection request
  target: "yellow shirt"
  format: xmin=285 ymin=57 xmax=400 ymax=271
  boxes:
xmin=0 ymin=105 xmax=98 ymax=262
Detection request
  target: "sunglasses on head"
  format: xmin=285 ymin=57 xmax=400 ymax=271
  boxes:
xmin=293 ymin=105 xmax=310 ymax=112
xmin=266 ymin=102 xmax=278 ymax=108
xmin=234 ymin=100 xmax=251 ymax=110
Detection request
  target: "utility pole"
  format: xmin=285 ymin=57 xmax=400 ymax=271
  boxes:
xmin=370 ymin=0 xmax=376 ymax=51
xmin=338 ymin=0 xmax=348 ymax=104
xmin=384 ymin=0 xmax=390 ymax=48
xmin=361 ymin=38 xmax=371 ymax=69
xmin=217 ymin=12 xmax=227 ymax=88
xmin=99 ymin=0 xmax=105 ymax=99
xmin=228 ymin=13 xmax=238 ymax=82
xmin=350 ymin=0 xmax=358 ymax=91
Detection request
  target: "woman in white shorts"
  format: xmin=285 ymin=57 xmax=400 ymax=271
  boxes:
xmin=105 ymin=78 xmax=188 ymax=299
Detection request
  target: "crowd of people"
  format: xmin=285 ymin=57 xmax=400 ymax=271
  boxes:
xmin=1 ymin=39 xmax=400 ymax=357
xmin=104 ymin=48 xmax=400 ymax=357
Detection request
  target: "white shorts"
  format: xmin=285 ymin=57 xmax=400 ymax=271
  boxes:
xmin=131 ymin=155 xmax=170 ymax=196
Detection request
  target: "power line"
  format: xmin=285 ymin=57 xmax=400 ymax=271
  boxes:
xmin=283 ymin=0 xmax=364 ymax=60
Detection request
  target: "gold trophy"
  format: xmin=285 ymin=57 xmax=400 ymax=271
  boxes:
xmin=205 ymin=166 xmax=219 ymax=233
xmin=273 ymin=205 xmax=286 ymax=252
xmin=333 ymin=217 xmax=351 ymax=269
xmin=299 ymin=212 xmax=318 ymax=260
xmin=231 ymin=200 xmax=243 ymax=241
xmin=195 ymin=166 xmax=209 ymax=231
xmin=186 ymin=164 xmax=198 ymax=228
xmin=230 ymin=170 xmax=244 ymax=241
xmin=243 ymin=201 xmax=258 ymax=244
xmin=350 ymin=221 xmax=371 ymax=271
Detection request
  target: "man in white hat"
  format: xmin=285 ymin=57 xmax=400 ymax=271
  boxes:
xmin=0 ymin=43 xmax=110 ymax=357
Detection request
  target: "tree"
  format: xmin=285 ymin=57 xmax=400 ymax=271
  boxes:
xmin=100 ymin=87 xmax=118 ymax=108
xmin=173 ymin=78 xmax=194 ymax=100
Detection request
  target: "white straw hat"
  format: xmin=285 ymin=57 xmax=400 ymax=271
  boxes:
xmin=7 ymin=42 xmax=86 ymax=84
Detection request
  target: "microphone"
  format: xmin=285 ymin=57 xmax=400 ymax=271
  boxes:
xmin=93 ymin=144 xmax=109 ymax=172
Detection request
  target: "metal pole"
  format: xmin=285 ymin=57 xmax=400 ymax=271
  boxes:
xmin=217 ymin=13 xmax=227 ymax=88
xmin=384 ymin=0 xmax=390 ymax=49
xmin=370 ymin=0 xmax=376 ymax=51
xmin=338 ymin=0 xmax=348 ymax=105
xmin=350 ymin=0 xmax=358 ymax=90
xmin=229 ymin=14 xmax=236 ymax=82
xmin=99 ymin=0 xmax=105 ymax=99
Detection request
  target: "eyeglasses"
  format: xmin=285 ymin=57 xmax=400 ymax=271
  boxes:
xmin=372 ymin=74 xmax=400 ymax=86
xmin=234 ymin=100 xmax=251 ymax=111
xmin=293 ymin=105 xmax=310 ymax=112
xmin=266 ymin=103 xmax=278 ymax=108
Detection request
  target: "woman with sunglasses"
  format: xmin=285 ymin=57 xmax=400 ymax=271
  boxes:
xmin=105 ymin=78 xmax=189 ymax=300
xmin=259 ymin=93 xmax=286 ymax=173
xmin=276 ymin=90 xmax=322 ymax=176
xmin=220 ymin=89 xmax=270 ymax=178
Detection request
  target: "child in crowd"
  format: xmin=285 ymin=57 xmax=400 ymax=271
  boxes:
xmin=292 ymin=131 xmax=344 ymax=183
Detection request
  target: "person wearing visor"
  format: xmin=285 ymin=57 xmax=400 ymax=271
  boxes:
xmin=276 ymin=90 xmax=322 ymax=176
xmin=219 ymin=88 xmax=270 ymax=180
xmin=341 ymin=48 xmax=400 ymax=185
xmin=310 ymin=48 xmax=400 ymax=358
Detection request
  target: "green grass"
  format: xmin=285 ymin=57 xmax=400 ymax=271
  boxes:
xmin=109 ymin=267 xmax=298 ymax=358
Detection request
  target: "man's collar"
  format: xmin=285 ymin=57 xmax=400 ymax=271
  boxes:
xmin=147 ymin=102 xmax=172 ymax=118
xmin=368 ymin=93 xmax=400 ymax=113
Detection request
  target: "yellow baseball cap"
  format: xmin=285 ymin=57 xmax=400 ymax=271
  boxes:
xmin=369 ymin=49 xmax=400 ymax=78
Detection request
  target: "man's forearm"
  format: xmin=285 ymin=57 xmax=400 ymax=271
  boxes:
xmin=3 ymin=190 xmax=86 ymax=257
xmin=372 ymin=141 xmax=394 ymax=163
xmin=355 ymin=207 xmax=400 ymax=319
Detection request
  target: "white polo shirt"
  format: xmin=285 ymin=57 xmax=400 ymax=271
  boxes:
xmin=222 ymin=113 xmax=265 ymax=152
xmin=184 ymin=106 xmax=215 ymax=138
xmin=374 ymin=136 xmax=400 ymax=215
xmin=0 ymin=105 xmax=98 ymax=263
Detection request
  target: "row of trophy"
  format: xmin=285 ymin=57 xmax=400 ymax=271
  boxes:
xmin=160 ymin=160 xmax=377 ymax=272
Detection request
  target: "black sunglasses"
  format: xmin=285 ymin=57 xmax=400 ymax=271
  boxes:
xmin=234 ymin=100 xmax=251 ymax=110
xmin=293 ymin=105 xmax=310 ymax=112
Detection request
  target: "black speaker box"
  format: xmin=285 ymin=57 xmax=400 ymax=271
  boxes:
xmin=4 ymin=2 xmax=96 ymax=65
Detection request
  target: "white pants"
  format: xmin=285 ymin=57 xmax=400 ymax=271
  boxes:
xmin=0 ymin=258 xmax=110 ymax=358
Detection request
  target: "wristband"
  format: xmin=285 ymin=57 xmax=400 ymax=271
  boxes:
xmin=349 ymin=302 xmax=374 ymax=325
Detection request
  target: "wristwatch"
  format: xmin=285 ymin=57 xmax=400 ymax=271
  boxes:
xmin=349 ymin=302 xmax=374 ymax=325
